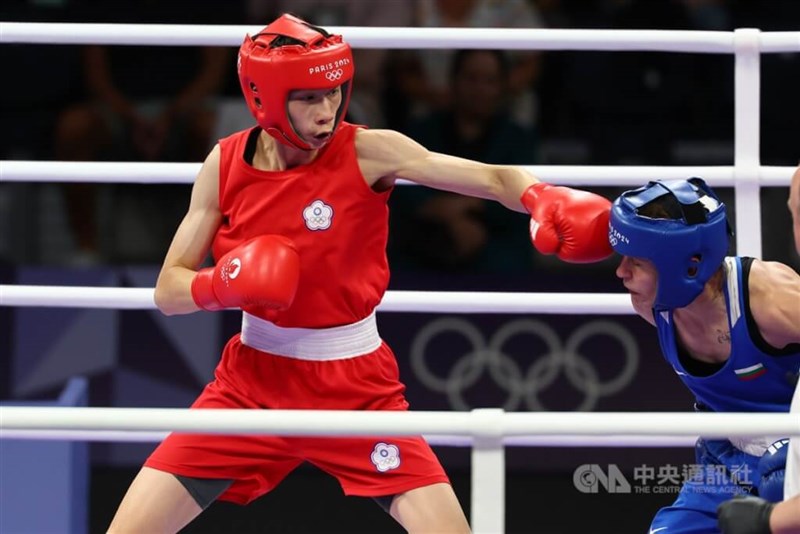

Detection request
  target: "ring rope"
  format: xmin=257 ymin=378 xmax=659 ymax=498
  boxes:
xmin=0 ymin=161 xmax=795 ymax=186
xmin=0 ymin=428 xmax=699 ymax=448
xmin=2 ymin=407 xmax=797 ymax=437
xmin=0 ymin=285 xmax=635 ymax=314
xmin=1 ymin=23 xmax=798 ymax=52
xmin=0 ymin=22 xmax=800 ymax=54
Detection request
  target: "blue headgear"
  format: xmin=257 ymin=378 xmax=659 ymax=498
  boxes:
xmin=608 ymin=178 xmax=730 ymax=310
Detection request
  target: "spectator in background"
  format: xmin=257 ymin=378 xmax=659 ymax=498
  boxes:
xmin=52 ymin=0 xmax=238 ymax=264
xmin=548 ymin=0 xmax=696 ymax=165
xmin=394 ymin=0 xmax=546 ymax=131
xmin=1 ymin=0 xmax=85 ymax=264
xmin=390 ymin=49 xmax=538 ymax=273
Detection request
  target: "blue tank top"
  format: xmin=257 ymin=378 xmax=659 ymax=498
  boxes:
xmin=656 ymin=256 xmax=800 ymax=412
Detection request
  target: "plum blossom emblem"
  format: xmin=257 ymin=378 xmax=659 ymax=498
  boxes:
xmin=370 ymin=442 xmax=400 ymax=472
xmin=303 ymin=200 xmax=333 ymax=231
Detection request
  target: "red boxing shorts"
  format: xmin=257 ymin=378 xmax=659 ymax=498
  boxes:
xmin=145 ymin=313 xmax=449 ymax=505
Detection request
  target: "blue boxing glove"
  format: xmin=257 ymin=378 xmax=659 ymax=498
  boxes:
xmin=717 ymin=495 xmax=775 ymax=534
xmin=758 ymin=439 xmax=789 ymax=502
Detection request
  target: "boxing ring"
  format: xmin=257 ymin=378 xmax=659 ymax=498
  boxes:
xmin=1 ymin=23 xmax=799 ymax=533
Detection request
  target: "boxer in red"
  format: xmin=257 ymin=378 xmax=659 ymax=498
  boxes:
xmin=108 ymin=14 xmax=612 ymax=533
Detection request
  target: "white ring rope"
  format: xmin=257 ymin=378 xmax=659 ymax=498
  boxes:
xmin=1 ymin=161 xmax=795 ymax=187
xmin=0 ymin=22 xmax=800 ymax=54
xmin=2 ymin=23 xmax=799 ymax=52
xmin=0 ymin=429 xmax=698 ymax=448
xmin=1 ymin=407 xmax=797 ymax=438
xmin=0 ymin=285 xmax=635 ymax=314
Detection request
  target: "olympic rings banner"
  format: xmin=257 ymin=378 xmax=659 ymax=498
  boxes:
xmin=5 ymin=266 xmax=694 ymax=468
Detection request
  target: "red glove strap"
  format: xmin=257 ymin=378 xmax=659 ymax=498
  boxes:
xmin=191 ymin=268 xmax=224 ymax=311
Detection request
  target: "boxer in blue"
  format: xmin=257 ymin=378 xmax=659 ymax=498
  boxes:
xmin=717 ymin=165 xmax=800 ymax=534
xmin=609 ymin=178 xmax=800 ymax=533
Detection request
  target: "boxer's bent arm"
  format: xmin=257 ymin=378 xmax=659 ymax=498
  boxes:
xmin=747 ymin=259 xmax=800 ymax=349
xmin=154 ymin=144 xmax=222 ymax=316
xmin=355 ymin=128 xmax=538 ymax=213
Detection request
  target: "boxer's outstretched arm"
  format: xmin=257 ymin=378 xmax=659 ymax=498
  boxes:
xmin=355 ymin=128 xmax=536 ymax=212
xmin=154 ymin=145 xmax=222 ymax=315
xmin=356 ymin=128 xmax=612 ymax=263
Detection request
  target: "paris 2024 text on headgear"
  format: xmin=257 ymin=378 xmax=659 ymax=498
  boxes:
xmin=608 ymin=178 xmax=731 ymax=311
xmin=237 ymin=13 xmax=354 ymax=150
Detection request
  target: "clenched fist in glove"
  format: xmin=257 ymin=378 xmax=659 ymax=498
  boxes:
xmin=757 ymin=439 xmax=789 ymax=503
xmin=521 ymin=183 xmax=612 ymax=263
xmin=717 ymin=495 xmax=774 ymax=534
xmin=191 ymin=235 xmax=300 ymax=311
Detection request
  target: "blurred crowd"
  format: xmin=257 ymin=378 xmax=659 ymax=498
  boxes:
xmin=1 ymin=0 xmax=798 ymax=275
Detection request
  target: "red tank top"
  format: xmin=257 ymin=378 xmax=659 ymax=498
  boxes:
xmin=213 ymin=123 xmax=391 ymax=328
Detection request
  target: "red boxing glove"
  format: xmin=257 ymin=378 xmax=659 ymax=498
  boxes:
xmin=521 ymin=183 xmax=612 ymax=263
xmin=191 ymin=235 xmax=300 ymax=311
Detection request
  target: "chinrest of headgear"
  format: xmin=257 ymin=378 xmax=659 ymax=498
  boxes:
xmin=237 ymin=13 xmax=354 ymax=150
xmin=608 ymin=178 xmax=730 ymax=310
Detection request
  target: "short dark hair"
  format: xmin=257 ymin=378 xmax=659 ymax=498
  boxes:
xmin=637 ymin=178 xmax=715 ymax=226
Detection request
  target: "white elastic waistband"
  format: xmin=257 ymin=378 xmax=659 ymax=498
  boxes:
xmin=241 ymin=311 xmax=381 ymax=360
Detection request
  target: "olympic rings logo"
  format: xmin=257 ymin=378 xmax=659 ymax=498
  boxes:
xmin=325 ymin=69 xmax=344 ymax=81
xmin=409 ymin=318 xmax=639 ymax=411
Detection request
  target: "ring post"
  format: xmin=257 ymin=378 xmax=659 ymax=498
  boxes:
xmin=733 ymin=28 xmax=762 ymax=258
xmin=0 ymin=377 xmax=89 ymax=534
xmin=470 ymin=408 xmax=505 ymax=534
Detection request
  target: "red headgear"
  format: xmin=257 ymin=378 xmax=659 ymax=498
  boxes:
xmin=238 ymin=14 xmax=355 ymax=150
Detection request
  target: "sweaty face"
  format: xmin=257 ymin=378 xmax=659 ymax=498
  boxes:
xmin=616 ymin=256 xmax=658 ymax=313
xmin=287 ymin=86 xmax=344 ymax=148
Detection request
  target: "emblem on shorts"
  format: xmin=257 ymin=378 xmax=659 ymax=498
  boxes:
xmin=303 ymin=199 xmax=333 ymax=231
xmin=370 ymin=442 xmax=400 ymax=472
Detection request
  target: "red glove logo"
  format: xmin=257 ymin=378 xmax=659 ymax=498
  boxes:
xmin=529 ymin=218 xmax=542 ymax=242
xmin=219 ymin=257 xmax=242 ymax=286
xmin=521 ymin=183 xmax=613 ymax=263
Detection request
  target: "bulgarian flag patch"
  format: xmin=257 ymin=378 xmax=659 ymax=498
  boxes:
xmin=734 ymin=363 xmax=766 ymax=381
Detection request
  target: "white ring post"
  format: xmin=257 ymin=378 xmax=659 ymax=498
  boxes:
xmin=471 ymin=409 xmax=505 ymax=534
xmin=733 ymin=28 xmax=762 ymax=258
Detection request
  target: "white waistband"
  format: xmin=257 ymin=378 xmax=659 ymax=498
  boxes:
xmin=728 ymin=435 xmax=787 ymax=457
xmin=241 ymin=311 xmax=381 ymax=360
